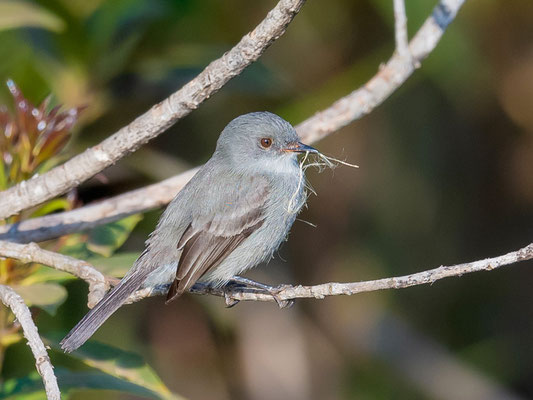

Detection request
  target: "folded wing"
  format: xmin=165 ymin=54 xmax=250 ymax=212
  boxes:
xmin=166 ymin=178 xmax=270 ymax=302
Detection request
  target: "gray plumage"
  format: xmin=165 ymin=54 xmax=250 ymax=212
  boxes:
xmin=60 ymin=111 xmax=315 ymax=352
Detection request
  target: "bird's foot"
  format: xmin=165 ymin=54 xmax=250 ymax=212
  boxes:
xmin=226 ymin=276 xmax=294 ymax=309
xmin=222 ymin=281 xmax=242 ymax=308
xmin=269 ymin=284 xmax=294 ymax=309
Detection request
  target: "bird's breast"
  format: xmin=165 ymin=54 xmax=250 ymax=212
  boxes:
xmin=269 ymin=169 xmax=306 ymax=215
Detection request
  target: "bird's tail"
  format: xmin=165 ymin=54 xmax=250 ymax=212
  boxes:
xmin=60 ymin=269 xmax=148 ymax=353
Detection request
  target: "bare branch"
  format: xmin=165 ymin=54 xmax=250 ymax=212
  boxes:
xmin=393 ymin=0 xmax=410 ymax=57
xmin=0 ymin=169 xmax=199 ymax=243
xmin=296 ymin=0 xmax=465 ymax=144
xmin=0 ymin=0 xmax=307 ymax=220
xmin=129 ymin=242 xmax=533 ymax=305
xmin=2 ymin=238 xmax=530 ymax=307
xmin=0 ymin=285 xmax=60 ymax=399
xmin=0 ymin=240 xmax=109 ymax=307
xmin=1 ymin=234 xmax=531 ymax=322
xmin=0 ymin=0 xmax=467 ymax=244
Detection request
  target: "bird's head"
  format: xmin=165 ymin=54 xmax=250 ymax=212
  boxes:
xmin=214 ymin=112 xmax=317 ymax=175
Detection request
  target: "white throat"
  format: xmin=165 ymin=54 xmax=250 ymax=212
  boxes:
xmin=253 ymin=154 xmax=299 ymax=176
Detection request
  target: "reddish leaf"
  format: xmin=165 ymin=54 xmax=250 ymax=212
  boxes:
xmin=0 ymin=80 xmax=83 ymax=184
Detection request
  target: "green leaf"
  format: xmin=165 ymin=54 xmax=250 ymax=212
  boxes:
xmin=59 ymin=233 xmax=93 ymax=259
xmin=0 ymin=161 xmax=6 ymax=190
xmin=19 ymin=252 xmax=138 ymax=292
xmin=0 ymin=331 xmax=22 ymax=347
xmin=46 ymin=336 xmax=181 ymax=400
xmin=60 ymin=214 xmax=142 ymax=260
xmin=87 ymin=214 xmax=143 ymax=257
xmin=0 ymin=1 xmax=65 ymax=32
xmin=18 ymin=264 xmax=75 ymax=285
xmin=91 ymin=252 xmax=140 ymax=278
xmin=30 ymin=198 xmax=71 ymax=218
xmin=0 ymin=369 xmax=165 ymax=399
xmin=12 ymin=283 xmax=67 ymax=315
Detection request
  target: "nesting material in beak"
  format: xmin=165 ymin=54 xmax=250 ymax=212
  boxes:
xmin=286 ymin=142 xmax=359 ymax=214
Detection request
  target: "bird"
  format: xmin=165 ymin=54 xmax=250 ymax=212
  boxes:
xmin=60 ymin=111 xmax=318 ymax=352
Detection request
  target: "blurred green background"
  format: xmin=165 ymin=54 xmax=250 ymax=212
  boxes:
xmin=1 ymin=0 xmax=533 ymax=399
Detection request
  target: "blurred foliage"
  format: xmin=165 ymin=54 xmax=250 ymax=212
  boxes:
xmin=0 ymin=81 xmax=83 ymax=367
xmin=0 ymin=1 xmax=65 ymax=32
xmin=0 ymin=0 xmax=532 ymax=399
xmin=1 ymin=369 xmax=167 ymax=400
xmin=0 ymin=81 xmax=164 ymax=397
xmin=46 ymin=336 xmax=179 ymax=400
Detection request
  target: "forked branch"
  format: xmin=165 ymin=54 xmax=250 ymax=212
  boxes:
xmin=0 ymin=2 xmax=475 ymax=399
xmin=1 ymin=240 xmax=529 ymax=307
xmin=0 ymin=0 xmax=307 ymax=220
xmin=393 ymin=0 xmax=410 ymax=57
xmin=0 ymin=240 xmax=109 ymax=308
xmin=0 ymin=0 xmax=467 ymax=244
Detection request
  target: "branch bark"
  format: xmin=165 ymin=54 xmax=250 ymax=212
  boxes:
xmin=1 ymin=239 xmax=530 ymax=307
xmin=130 ymin=243 xmax=533 ymax=305
xmin=393 ymin=0 xmax=410 ymax=57
xmin=0 ymin=285 xmax=60 ymax=399
xmin=0 ymin=240 xmax=109 ymax=308
xmin=0 ymin=0 xmax=306 ymax=220
xmin=0 ymin=0 xmax=467 ymax=244
xmin=0 ymin=169 xmax=199 ymax=243
xmin=295 ymin=0 xmax=465 ymax=144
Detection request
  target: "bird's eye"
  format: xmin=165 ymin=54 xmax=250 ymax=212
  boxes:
xmin=260 ymin=138 xmax=273 ymax=148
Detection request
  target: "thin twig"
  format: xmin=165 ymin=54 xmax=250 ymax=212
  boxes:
xmin=0 ymin=0 xmax=307 ymax=220
xmin=129 ymin=243 xmax=533 ymax=305
xmin=393 ymin=0 xmax=410 ymax=57
xmin=1 ymin=239 xmax=530 ymax=306
xmin=0 ymin=0 xmax=467 ymax=244
xmin=0 ymin=240 xmax=109 ymax=308
xmin=0 ymin=285 xmax=60 ymax=399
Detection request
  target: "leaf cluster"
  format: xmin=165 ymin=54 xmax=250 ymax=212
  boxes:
xmin=0 ymin=83 xmax=172 ymax=399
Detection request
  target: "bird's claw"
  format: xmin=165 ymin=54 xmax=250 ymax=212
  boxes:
xmin=222 ymin=282 xmax=241 ymax=308
xmin=221 ymin=277 xmax=295 ymax=309
xmin=224 ymin=294 xmax=240 ymax=308
xmin=273 ymin=297 xmax=294 ymax=309
xmin=271 ymin=284 xmax=294 ymax=309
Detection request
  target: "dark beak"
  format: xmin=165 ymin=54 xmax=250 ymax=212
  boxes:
xmin=283 ymin=141 xmax=318 ymax=154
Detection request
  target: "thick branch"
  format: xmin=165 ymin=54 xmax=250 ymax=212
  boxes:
xmin=0 ymin=0 xmax=306 ymax=220
xmin=0 ymin=240 xmax=109 ymax=307
xmin=0 ymin=285 xmax=60 ymax=399
xmin=0 ymin=0 xmax=467 ymax=244
xmin=130 ymin=242 xmax=533 ymax=304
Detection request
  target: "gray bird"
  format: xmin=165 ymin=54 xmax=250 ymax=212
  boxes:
xmin=60 ymin=111 xmax=317 ymax=352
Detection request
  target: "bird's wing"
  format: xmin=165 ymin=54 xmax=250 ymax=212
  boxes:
xmin=166 ymin=177 xmax=270 ymax=302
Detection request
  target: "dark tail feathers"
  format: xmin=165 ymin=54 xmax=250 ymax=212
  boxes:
xmin=60 ymin=270 xmax=147 ymax=353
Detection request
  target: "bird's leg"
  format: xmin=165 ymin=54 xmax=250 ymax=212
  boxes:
xmin=188 ymin=282 xmax=240 ymax=307
xmin=225 ymin=276 xmax=294 ymax=309
xmin=220 ymin=280 xmax=243 ymax=308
